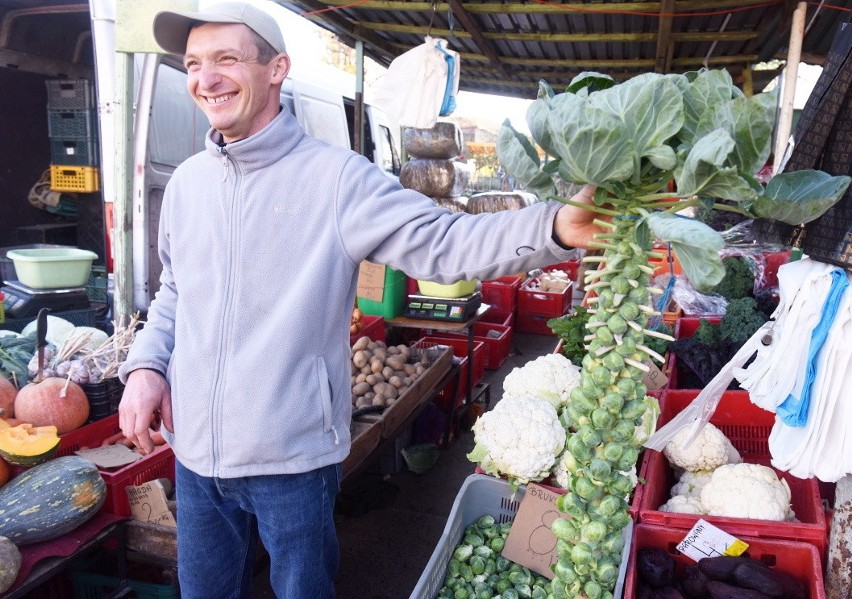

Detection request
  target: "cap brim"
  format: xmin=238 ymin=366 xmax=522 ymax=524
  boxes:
xmin=153 ymin=10 xmax=242 ymax=55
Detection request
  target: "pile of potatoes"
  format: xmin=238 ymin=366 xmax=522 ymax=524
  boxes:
xmin=350 ymin=337 xmax=428 ymax=409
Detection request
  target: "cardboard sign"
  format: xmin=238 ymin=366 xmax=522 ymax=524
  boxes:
xmin=642 ymin=357 xmax=669 ymax=391
xmin=126 ymin=480 xmax=177 ymax=527
xmin=676 ymin=518 xmax=749 ymax=562
xmin=357 ymin=261 xmax=386 ymax=303
xmin=76 ymin=444 xmax=142 ymax=469
xmin=502 ymin=483 xmax=561 ymax=579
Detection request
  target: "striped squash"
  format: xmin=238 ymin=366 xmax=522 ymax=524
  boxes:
xmin=0 ymin=456 xmax=105 ymax=545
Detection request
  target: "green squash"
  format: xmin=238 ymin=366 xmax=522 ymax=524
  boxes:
xmin=0 ymin=456 xmax=105 ymax=545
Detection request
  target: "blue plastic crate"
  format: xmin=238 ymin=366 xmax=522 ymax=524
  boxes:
xmin=48 ymin=109 xmax=97 ymax=139
xmin=46 ymin=79 xmax=95 ymax=110
xmin=50 ymin=138 xmax=99 ymax=166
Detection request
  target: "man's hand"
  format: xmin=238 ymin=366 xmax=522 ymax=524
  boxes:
xmin=553 ymin=184 xmax=605 ymax=249
xmin=119 ymin=369 xmax=173 ymax=454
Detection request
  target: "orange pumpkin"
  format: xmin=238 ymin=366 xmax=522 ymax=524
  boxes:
xmin=13 ymin=377 xmax=89 ymax=434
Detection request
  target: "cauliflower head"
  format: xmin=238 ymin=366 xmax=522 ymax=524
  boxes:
xmin=659 ymin=495 xmax=706 ymax=515
xmin=468 ymin=396 xmax=566 ymax=487
xmin=663 ymin=422 xmax=742 ymax=472
xmin=502 ymin=353 xmax=581 ymax=409
xmin=701 ymin=463 xmax=793 ymax=521
xmin=670 ymin=471 xmax=713 ymax=500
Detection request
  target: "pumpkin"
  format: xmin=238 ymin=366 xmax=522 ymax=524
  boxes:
xmin=0 ymin=423 xmax=60 ymax=466
xmin=14 ymin=377 xmax=89 ymax=434
xmin=0 ymin=536 xmax=21 ymax=593
xmin=0 ymin=377 xmax=15 ymax=419
xmin=0 ymin=455 xmax=105 ymax=545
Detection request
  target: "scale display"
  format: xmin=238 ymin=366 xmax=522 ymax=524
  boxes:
xmin=404 ymin=292 xmax=481 ymax=322
xmin=2 ymin=280 xmax=90 ymax=319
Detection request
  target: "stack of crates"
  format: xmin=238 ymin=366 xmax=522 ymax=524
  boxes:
xmin=46 ymin=79 xmax=100 ymax=193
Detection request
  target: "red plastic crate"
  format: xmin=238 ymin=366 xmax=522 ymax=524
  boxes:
xmin=57 ymin=414 xmax=176 ymax=517
xmin=350 ymin=314 xmax=385 ymax=344
xmin=481 ymin=305 xmax=514 ymax=328
xmin=623 ymin=523 xmax=825 ymax=599
xmin=480 ymin=275 xmax=524 ymax=312
xmin=516 ymin=311 xmax=557 ymax=336
xmin=542 ymin=260 xmax=580 ymax=281
xmin=435 ymin=355 xmax=468 ymax=411
xmin=665 ymin=316 xmax=721 ymax=389
xmin=426 ymin=322 xmax=512 ymax=370
xmin=419 ymin=335 xmax=485 ymax=411
xmin=518 ymin=279 xmax=572 ymax=317
xmin=639 ymin=390 xmax=827 ymax=562
xmin=760 ymin=249 xmax=791 ymax=290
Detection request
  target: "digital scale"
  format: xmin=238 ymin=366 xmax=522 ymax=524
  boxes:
xmin=404 ymin=292 xmax=482 ymax=322
xmin=2 ymin=280 xmax=90 ymax=319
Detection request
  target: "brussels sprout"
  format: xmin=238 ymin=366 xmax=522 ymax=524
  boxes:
xmin=474 ymin=583 xmax=491 ymax=599
xmin=574 ymin=476 xmax=604 ymax=501
xmin=496 ymin=578 xmax=513 ymax=593
xmin=474 ymin=545 xmax=493 ymax=560
xmin=610 ymin=510 xmax=632 ymax=530
xmin=556 ymin=492 xmax=585 ymax=518
xmin=571 ymin=386 xmax=597 ymax=410
xmin=591 ymin=407 xmax=615 ymax=429
xmin=515 ymin=583 xmax=533 ymax=598
xmin=496 ymin=556 xmax=512 ymax=572
xmin=613 ymin=418 xmax=636 ymax=441
xmin=602 ymin=441 xmax=625 ymax=462
xmin=470 ymin=556 xmax=486 ymax=575
xmin=500 ymin=522 xmax=513 ymax=536
xmin=609 ymin=275 xmax=630 ymax=295
xmin=601 ymin=391 xmax=625 ymax=413
xmin=595 ymin=557 xmax=619 ymax=585
xmin=635 ymin=382 xmax=648 ymax=397
xmin=565 ymin=403 xmax=590 ymax=428
xmin=581 ymin=519 xmax=607 ymax=542
xmin=551 ymin=517 xmax=574 ymax=541
xmin=571 ymin=542 xmax=595 ymax=564
xmin=554 ymin=557 xmax=577 ymax=582
xmin=590 ymin=365 xmax=612 ymax=386
xmin=459 ymin=564 xmax=473 ymax=579
xmin=614 ymin=377 xmax=636 ymax=396
xmin=477 ymin=514 xmax=495 ymax=528
xmin=490 ymin=537 xmax=505 ymax=553
xmin=464 ymin=533 xmax=484 ymax=548
xmin=627 ymin=286 xmax=648 ymax=304
xmin=617 ymin=446 xmax=640 ymax=470
xmin=588 ymin=458 xmax=612 ymax=482
xmin=578 ymin=425 xmax=603 ymax=448
xmin=601 ymin=531 xmax=626 ymax=555
xmin=509 ymin=569 xmax=532 ymax=586
xmin=622 ymin=262 xmax=642 ymax=280
xmin=531 ymin=586 xmax=549 ymax=599
xmin=595 ymin=326 xmax=615 ymax=344
xmin=597 ymin=494 xmax=625 ymax=517
xmin=621 ymin=399 xmax=647 ymax=420
xmin=606 ymin=313 xmax=629 ymax=334
xmin=454 ymin=545 xmax=473 ymax=562
xmin=449 ymin=559 xmax=462 ymax=576
xmin=502 ymin=588 xmax=520 ymax=599
xmin=584 ymin=579 xmax=603 ymax=599
xmin=602 ymin=351 xmax=625 ymax=372
xmin=597 ymin=288 xmax=616 ymax=308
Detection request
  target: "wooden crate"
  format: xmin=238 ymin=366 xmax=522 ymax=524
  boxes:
xmin=342 ymin=419 xmax=382 ymax=477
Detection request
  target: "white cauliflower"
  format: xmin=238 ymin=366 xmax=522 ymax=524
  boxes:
xmin=659 ymin=495 xmax=706 ymax=515
xmin=468 ymin=396 xmax=566 ymax=487
xmin=670 ymin=471 xmax=713 ymax=500
xmin=501 ymin=353 xmax=581 ymax=409
xmin=701 ymin=463 xmax=794 ymax=521
xmin=663 ymin=422 xmax=742 ymax=472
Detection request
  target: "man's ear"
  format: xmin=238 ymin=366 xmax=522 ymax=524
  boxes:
xmin=271 ymin=54 xmax=291 ymax=83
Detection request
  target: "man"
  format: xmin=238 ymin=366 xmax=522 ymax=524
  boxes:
xmin=118 ymin=3 xmax=600 ymax=597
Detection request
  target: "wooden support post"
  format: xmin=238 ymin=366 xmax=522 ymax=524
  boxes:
xmin=772 ymin=1 xmax=807 ymax=173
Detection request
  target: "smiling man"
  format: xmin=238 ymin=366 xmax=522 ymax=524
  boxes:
xmin=118 ymin=2 xmax=600 ymax=598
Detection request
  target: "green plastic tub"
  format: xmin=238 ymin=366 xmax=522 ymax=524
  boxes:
xmin=6 ymin=247 xmax=98 ymax=289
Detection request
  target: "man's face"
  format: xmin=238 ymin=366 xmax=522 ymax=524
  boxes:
xmin=183 ymin=23 xmax=289 ymax=143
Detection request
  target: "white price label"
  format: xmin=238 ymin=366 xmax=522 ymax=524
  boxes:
xmin=676 ymin=519 xmax=749 ymax=562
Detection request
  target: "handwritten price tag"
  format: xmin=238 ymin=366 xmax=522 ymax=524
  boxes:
xmin=676 ymin=519 xmax=748 ymax=562
xmin=126 ymin=479 xmax=176 ymax=527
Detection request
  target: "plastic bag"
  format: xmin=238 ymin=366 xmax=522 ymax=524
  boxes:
xmin=372 ymin=37 xmax=460 ymax=129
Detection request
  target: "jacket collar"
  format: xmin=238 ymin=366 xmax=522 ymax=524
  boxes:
xmin=203 ymin=108 xmax=304 ymax=170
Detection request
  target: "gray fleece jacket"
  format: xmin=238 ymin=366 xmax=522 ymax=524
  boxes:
xmin=119 ymin=109 xmax=573 ymax=478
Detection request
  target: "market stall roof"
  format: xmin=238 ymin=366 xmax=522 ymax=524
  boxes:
xmin=275 ymin=0 xmax=851 ymax=98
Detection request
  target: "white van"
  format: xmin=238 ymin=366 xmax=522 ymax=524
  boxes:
xmin=0 ymin=0 xmax=400 ymax=312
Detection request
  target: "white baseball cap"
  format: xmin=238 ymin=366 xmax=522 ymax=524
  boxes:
xmin=153 ymin=2 xmax=287 ymax=55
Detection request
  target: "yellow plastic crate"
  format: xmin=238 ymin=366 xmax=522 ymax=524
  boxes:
xmin=50 ymin=164 xmax=99 ymax=192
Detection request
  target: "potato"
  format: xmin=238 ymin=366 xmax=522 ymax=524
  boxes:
xmin=372 ymin=393 xmax=385 ymax=407
xmin=361 ymin=364 xmax=372 ymax=375
xmin=370 ymin=358 xmax=384 ymax=374
xmin=352 ymin=336 xmax=370 ymax=351
xmin=352 ymin=350 xmax=371 ymax=369
xmin=385 ymin=355 xmax=405 ymax=371
xmin=389 ymin=375 xmax=404 ymax=389
xmin=355 ymin=395 xmax=372 ymax=408
xmin=403 ymin=364 xmax=416 ymax=376
xmin=365 ymin=373 xmax=384 ymax=385
xmin=381 ymin=365 xmax=394 ymax=380
xmin=352 ymin=381 xmax=371 ymax=396
xmin=372 ymin=348 xmax=388 ymax=362
xmin=355 ymin=373 xmax=368 ymax=384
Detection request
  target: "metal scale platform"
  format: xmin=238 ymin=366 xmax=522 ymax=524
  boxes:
xmin=403 ymin=292 xmax=482 ymax=322
xmin=2 ymin=280 xmax=90 ymax=319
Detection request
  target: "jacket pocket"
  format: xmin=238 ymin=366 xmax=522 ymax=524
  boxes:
xmin=315 ymin=356 xmax=333 ymax=433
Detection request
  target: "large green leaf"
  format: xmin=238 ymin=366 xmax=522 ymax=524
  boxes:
xmin=680 ymin=70 xmax=735 ymax=147
xmin=566 ymin=71 xmax=616 ymax=95
xmin=547 ymin=95 xmax=635 ymax=185
xmin=592 ymin=73 xmax=684 ymax=168
xmin=676 ymin=129 xmax=758 ymax=201
xmin=646 ymin=212 xmax=725 ymax=291
xmin=526 ymin=98 xmax=558 ymax=158
xmin=697 ymin=91 xmax=775 ymax=176
xmin=496 ymin=120 xmax=556 ymax=200
xmin=751 ymin=170 xmax=852 ymax=225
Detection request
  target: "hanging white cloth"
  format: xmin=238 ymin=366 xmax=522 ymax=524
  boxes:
xmin=372 ymin=36 xmax=460 ymax=129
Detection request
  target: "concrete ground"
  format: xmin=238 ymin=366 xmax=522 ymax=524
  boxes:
xmin=251 ymin=330 xmax=562 ymax=598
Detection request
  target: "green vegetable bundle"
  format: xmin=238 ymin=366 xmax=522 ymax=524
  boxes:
xmin=498 ymin=69 xmax=850 ymax=599
xmin=0 ymin=333 xmax=36 ymax=387
xmin=438 ymin=514 xmax=551 ymax=599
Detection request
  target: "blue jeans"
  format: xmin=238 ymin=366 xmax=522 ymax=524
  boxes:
xmin=175 ymin=460 xmax=341 ymax=599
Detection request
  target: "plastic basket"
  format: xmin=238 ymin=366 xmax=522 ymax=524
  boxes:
xmin=50 ymin=164 xmax=99 ymax=192
xmin=480 ymin=275 xmax=524 ymax=311
xmin=69 ymin=558 xmax=179 ymax=599
xmin=50 ymin=138 xmax=99 ymax=166
xmin=542 ymin=260 xmax=580 ymax=281
xmin=481 ymin=305 xmax=514 ymax=328
xmin=57 ymin=414 xmax=175 ymax=517
xmin=2 ymin=308 xmax=96 ymax=333
xmin=426 ymin=322 xmax=512 ymax=370
xmin=46 ymin=79 xmax=95 ymax=110
xmin=516 ymin=311 xmax=557 ymax=336
xmin=418 ymin=335 xmax=485 ymax=386
xmin=80 ymin=378 xmax=124 ymax=423
xmin=410 ymin=474 xmax=632 ymax=599
xmin=350 ymin=314 xmax=385 ymax=345
xmin=518 ymin=279 xmax=572 ymax=317
xmin=639 ymin=390 xmax=827 ymax=561
xmin=47 ymin=109 xmax=97 ymax=139
xmin=623 ymin=523 xmax=825 ymax=599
